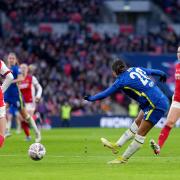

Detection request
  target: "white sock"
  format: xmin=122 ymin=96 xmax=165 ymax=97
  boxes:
xmin=26 ymin=115 xmax=40 ymax=134
xmin=122 ymin=134 xmax=146 ymax=160
xmin=6 ymin=120 xmax=12 ymax=133
xmin=116 ymin=121 xmax=138 ymax=147
xmin=16 ymin=120 xmax=21 ymax=132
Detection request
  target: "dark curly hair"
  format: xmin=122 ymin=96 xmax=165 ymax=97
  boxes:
xmin=112 ymin=59 xmax=127 ymax=75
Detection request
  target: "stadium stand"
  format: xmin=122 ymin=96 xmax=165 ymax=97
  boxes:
xmin=0 ymin=0 xmax=102 ymax=23
xmin=0 ymin=0 xmax=179 ymax=116
xmin=154 ymin=0 xmax=180 ymax=23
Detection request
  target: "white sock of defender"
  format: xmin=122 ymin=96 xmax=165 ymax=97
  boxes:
xmin=6 ymin=120 xmax=12 ymax=133
xmin=122 ymin=134 xmax=146 ymax=160
xmin=26 ymin=115 xmax=40 ymax=135
xmin=116 ymin=121 xmax=138 ymax=147
xmin=16 ymin=120 xmax=21 ymax=131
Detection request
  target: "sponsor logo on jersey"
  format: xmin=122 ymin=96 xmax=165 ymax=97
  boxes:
xmin=149 ymin=82 xmax=154 ymax=87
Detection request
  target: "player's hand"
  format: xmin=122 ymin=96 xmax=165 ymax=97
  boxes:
xmin=159 ymin=73 xmax=167 ymax=83
xmin=35 ymin=97 xmax=40 ymax=103
xmin=84 ymin=95 xmax=91 ymax=101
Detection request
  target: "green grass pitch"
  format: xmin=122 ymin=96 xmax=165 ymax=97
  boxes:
xmin=1 ymin=128 xmax=180 ymax=180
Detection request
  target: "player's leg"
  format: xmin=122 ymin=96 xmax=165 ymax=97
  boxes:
xmin=4 ymin=103 xmax=12 ymax=137
xmin=158 ymin=106 xmax=180 ymax=147
xmin=20 ymin=107 xmax=41 ymax=143
xmin=0 ymin=106 xmax=7 ymax=147
xmin=151 ymin=104 xmax=180 ymax=154
xmin=21 ymin=121 xmax=31 ymax=141
xmin=116 ymin=110 xmax=143 ymax=146
xmin=15 ymin=112 xmax=21 ymax=134
xmin=21 ymin=104 xmax=35 ymax=141
xmin=108 ymin=108 xmax=166 ymax=164
xmin=108 ymin=119 xmax=154 ymax=164
xmin=101 ymin=110 xmax=143 ymax=154
xmin=5 ymin=112 xmax=12 ymax=137
xmin=121 ymin=120 xmax=153 ymax=160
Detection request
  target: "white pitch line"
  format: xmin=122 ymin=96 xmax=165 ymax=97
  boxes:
xmin=0 ymin=154 xmax=180 ymax=159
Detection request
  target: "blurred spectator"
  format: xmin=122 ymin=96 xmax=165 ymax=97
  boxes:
xmin=0 ymin=0 xmax=102 ymax=23
xmin=128 ymin=100 xmax=139 ymax=118
xmin=60 ymin=102 xmax=72 ymax=127
xmin=0 ymin=22 xmax=178 ymax=116
xmin=154 ymin=0 xmax=180 ymax=22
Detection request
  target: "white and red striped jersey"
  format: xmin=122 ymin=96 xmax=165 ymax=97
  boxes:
xmin=174 ymin=63 xmax=180 ymax=102
xmin=19 ymin=74 xmax=42 ymax=103
xmin=0 ymin=60 xmax=13 ymax=107
xmin=0 ymin=60 xmax=11 ymax=78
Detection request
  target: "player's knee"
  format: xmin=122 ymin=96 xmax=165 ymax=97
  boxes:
xmin=166 ymin=121 xmax=175 ymax=128
xmin=130 ymin=121 xmax=139 ymax=134
xmin=135 ymin=134 xmax=146 ymax=144
xmin=134 ymin=119 xmax=142 ymax=127
xmin=21 ymin=109 xmax=28 ymax=119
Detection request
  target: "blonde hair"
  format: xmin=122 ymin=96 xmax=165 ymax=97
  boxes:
xmin=7 ymin=52 xmax=19 ymax=65
xmin=28 ymin=64 xmax=36 ymax=75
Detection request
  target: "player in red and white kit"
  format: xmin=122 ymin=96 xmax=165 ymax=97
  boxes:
xmin=19 ymin=63 xmax=42 ymax=141
xmin=151 ymin=46 xmax=180 ymax=154
xmin=0 ymin=60 xmax=14 ymax=148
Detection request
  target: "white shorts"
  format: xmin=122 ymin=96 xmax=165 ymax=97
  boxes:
xmin=25 ymin=103 xmax=36 ymax=112
xmin=0 ymin=106 xmax=6 ymax=118
xmin=171 ymin=101 xmax=180 ymax=109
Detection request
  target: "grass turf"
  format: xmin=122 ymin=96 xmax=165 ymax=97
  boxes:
xmin=0 ymin=128 xmax=180 ymax=180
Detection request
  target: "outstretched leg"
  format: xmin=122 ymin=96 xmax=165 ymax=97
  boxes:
xmin=0 ymin=106 xmax=7 ymax=148
xmin=158 ymin=106 xmax=180 ymax=148
xmin=101 ymin=110 xmax=143 ymax=154
xmin=108 ymin=119 xmax=154 ymax=164
xmin=116 ymin=110 xmax=144 ymax=147
xmin=151 ymin=105 xmax=180 ymax=155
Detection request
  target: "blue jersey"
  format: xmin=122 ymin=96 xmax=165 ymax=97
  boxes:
xmin=88 ymin=67 xmax=169 ymax=112
xmin=4 ymin=65 xmax=24 ymax=110
xmin=4 ymin=65 xmax=21 ymax=98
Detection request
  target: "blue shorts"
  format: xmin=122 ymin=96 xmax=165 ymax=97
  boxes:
xmin=5 ymin=93 xmax=25 ymax=111
xmin=142 ymin=97 xmax=169 ymax=125
xmin=9 ymin=106 xmax=18 ymax=117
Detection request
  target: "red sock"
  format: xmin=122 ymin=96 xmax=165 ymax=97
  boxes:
xmin=0 ymin=134 xmax=5 ymax=148
xmin=158 ymin=125 xmax=172 ymax=148
xmin=21 ymin=121 xmax=30 ymax=137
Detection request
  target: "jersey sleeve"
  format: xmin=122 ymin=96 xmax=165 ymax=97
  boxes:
xmin=141 ymin=67 xmax=166 ymax=77
xmin=32 ymin=76 xmax=42 ymax=99
xmin=0 ymin=60 xmax=11 ymax=77
xmin=0 ymin=61 xmax=14 ymax=93
xmin=88 ymin=79 xmax=123 ymax=101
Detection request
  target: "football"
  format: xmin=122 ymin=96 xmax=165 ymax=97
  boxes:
xmin=28 ymin=143 xmax=46 ymax=161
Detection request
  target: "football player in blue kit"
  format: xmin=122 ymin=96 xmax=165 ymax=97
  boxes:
xmin=84 ymin=59 xmax=169 ymax=164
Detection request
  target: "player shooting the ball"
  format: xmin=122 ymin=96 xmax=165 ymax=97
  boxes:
xmin=84 ymin=59 xmax=169 ymax=164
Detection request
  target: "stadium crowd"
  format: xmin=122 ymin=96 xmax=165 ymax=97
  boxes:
xmin=155 ymin=0 xmax=180 ymax=23
xmin=0 ymin=0 xmax=102 ymax=23
xmin=0 ymin=0 xmax=179 ymax=116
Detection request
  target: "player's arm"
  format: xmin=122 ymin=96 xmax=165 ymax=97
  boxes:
xmin=0 ymin=61 xmax=14 ymax=93
xmin=12 ymin=74 xmax=24 ymax=83
xmin=84 ymin=79 xmax=122 ymax=101
xmin=141 ymin=67 xmax=167 ymax=82
xmin=32 ymin=76 xmax=42 ymax=102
